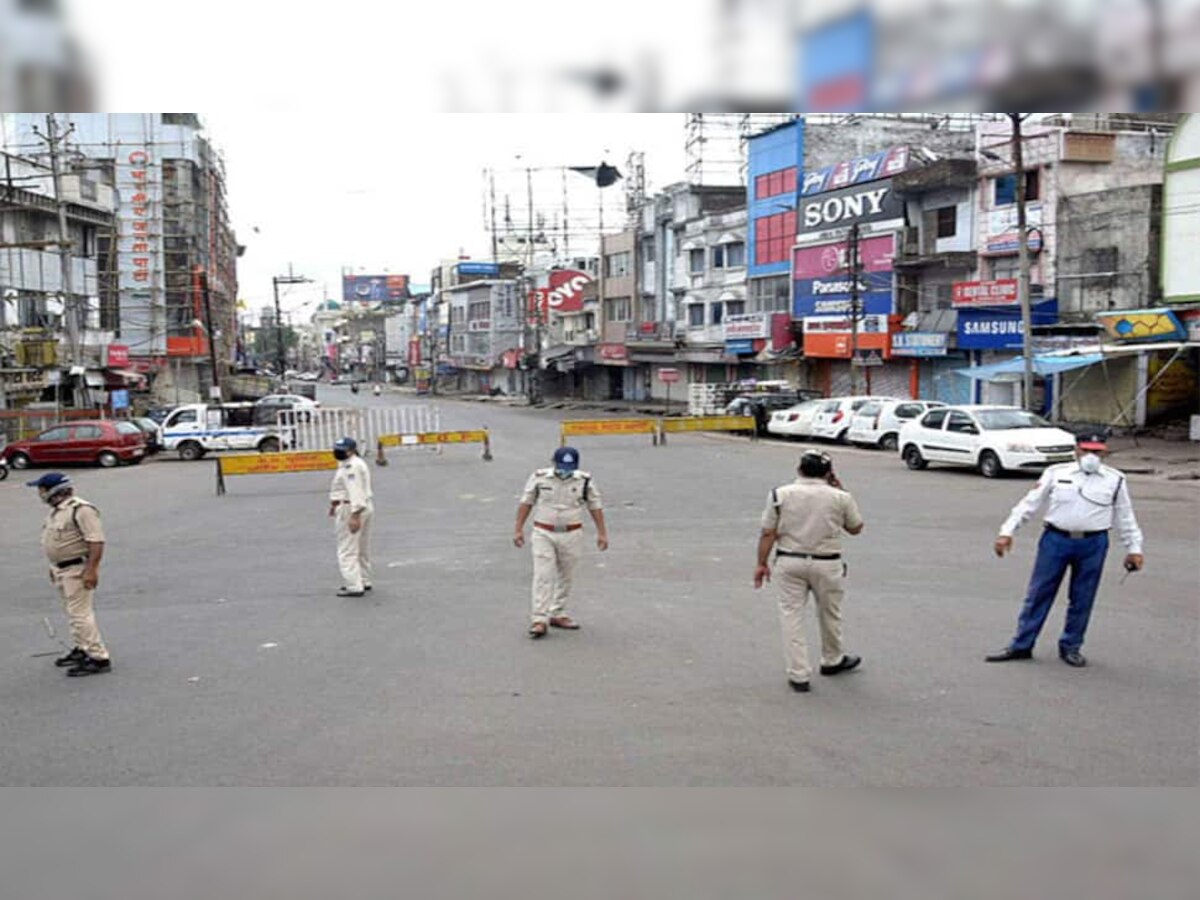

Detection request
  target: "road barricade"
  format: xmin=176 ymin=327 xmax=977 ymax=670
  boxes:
xmin=560 ymin=418 xmax=660 ymax=446
xmin=376 ymin=428 xmax=492 ymax=464
xmin=659 ymin=414 xmax=756 ymax=444
xmin=215 ymin=449 xmax=337 ymax=496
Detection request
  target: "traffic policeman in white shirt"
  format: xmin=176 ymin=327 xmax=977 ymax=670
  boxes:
xmin=513 ymin=446 xmax=608 ymax=639
xmin=987 ymin=432 xmax=1144 ymax=667
xmin=328 ymin=436 xmax=374 ymax=597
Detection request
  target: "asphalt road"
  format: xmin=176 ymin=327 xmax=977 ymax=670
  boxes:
xmin=1 ymin=385 xmax=1196 ymax=785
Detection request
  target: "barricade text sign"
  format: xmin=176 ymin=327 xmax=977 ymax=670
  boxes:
xmin=215 ymin=450 xmax=337 ymax=495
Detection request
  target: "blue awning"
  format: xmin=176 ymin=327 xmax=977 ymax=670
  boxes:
xmin=955 ymin=354 xmax=1105 ymax=381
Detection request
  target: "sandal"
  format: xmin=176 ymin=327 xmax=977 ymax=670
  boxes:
xmin=548 ymin=615 xmax=580 ymax=630
xmin=528 ymin=621 xmax=548 ymax=639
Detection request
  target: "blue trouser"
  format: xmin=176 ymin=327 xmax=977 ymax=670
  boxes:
xmin=1011 ymin=528 xmax=1109 ymax=653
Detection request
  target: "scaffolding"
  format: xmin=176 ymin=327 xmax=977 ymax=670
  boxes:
xmin=684 ymin=113 xmax=797 ymax=186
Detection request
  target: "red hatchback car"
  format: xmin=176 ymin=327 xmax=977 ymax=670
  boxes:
xmin=3 ymin=420 xmax=147 ymax=469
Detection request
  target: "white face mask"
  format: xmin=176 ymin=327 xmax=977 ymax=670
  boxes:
xmin=1079 ymin=453 xmax=1102 ymax=475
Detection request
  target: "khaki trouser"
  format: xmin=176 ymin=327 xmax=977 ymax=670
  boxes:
xmin=530 ymin=527 xmax=582 ymax=623
xmin=776 ymin=556 xmax=845 ymax=682
xmin=52 ymin=563 xmax=109 ymax=661
xmin=335 ymin=504 xmax=373 ymax=592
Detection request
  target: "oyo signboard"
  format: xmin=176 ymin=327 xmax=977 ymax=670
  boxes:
xmin=529 ymin=269 xmax=592 ymax=322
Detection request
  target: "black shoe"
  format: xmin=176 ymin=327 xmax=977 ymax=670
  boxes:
xmin=985 ymin=647 xmax=1033 ymax=662
xmin=54 ymin=647 xmax=87 ymax=668
xmin=363 ymin=585 xmax=373 ymax=592
xmin=788 ymin=680 xmax=810 ymax=693
xmin=336 ymin=587 xmax=365 ymax=597
xmin=1060 ymin=649 xmax=1087 ymax=667
xmin=66 ymin=657 xmax=111 ymax=677
xmin=819 ymin=654 xmax=862 ymax=676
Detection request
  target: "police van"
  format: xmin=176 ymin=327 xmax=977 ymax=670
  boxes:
xmin=160 ymin=403 xmax=292 ymax=461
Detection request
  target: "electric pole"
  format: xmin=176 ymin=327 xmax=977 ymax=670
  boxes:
xmin=1009 ymin=112 xmax=1036 ymax=412
xmin=196 ymin=267 xmax=221 ymax=399
xmin=272 ymin=268 xmax=310 ymax=376
xmin=848 ymin=221 xmax=861 ymax=395
xmin=39 ymin=114 xmax=83 ymax=406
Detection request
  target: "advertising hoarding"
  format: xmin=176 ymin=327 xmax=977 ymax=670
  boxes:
xmin=342 ymin=274 xmax=409 ymax=303
xmin=957 ymin=299 xmax=1058 ymax=349
xmin=798 ymin=178 xmax=903 ymax=235
xmin=952 ymin=280 xmax=1019 ymax=307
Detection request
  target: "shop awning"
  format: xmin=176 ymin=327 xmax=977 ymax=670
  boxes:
xmin=955 ymin=354 xmax=1105 ymax=381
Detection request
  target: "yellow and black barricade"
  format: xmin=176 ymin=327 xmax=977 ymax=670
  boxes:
xmin=659 ymin=415 xmax=756 ymax=445
xmin=375 ymin=428 xmax=492 ymax=465
xmin=559 ymin=418 xmax=660 ymax=447
xmin=215 ymin=450 xmax=338 ymax=496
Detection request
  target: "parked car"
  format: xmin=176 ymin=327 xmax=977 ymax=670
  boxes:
xmin=726 ymin=389 xmax=823 ymax=435
xmin=808 ymin=396 xmax=896 ymax=442
xmin=847 ymin=399 xmax=946 ymax=450
xmin=255 ymin=393 xmax=319 ymax=425
xmin=255 ymin=393 xmax=319 ymax=410
xmin=145 ymin=405 xmax=177 ymax=425
xmin=129 ymin=416 xmax=164 ymax=454
xmin=766 ymin=399 xmax=826 ymax=438
xmin=2 ymin=420 xmax=147 ymax=469
xmin=898 ymin=405 xmax=1077 ymax=478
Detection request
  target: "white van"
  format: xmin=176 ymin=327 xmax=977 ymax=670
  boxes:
xmin=160 ymin=403 xmax=290 ymax=461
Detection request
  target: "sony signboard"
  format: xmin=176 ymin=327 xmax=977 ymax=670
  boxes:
xmin=798 ymin=179 xmax=903 ymax=236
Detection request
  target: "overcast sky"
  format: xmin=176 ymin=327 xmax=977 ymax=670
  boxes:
xmin=201 ymin=114 xmax=690 ymax=319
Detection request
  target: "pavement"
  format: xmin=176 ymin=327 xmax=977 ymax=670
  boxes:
xmin=0 ymin=384 xmax=1196 ymax=785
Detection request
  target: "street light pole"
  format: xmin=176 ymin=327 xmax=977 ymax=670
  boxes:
xmin=1009 ymin=112 xmax=1036 ymax=412
xmin=272 ymin=269 xmax=311 ymax=376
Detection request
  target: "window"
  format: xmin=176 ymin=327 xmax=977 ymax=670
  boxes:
xmin=724 ymin=300 xmax=745 ymax=318
xmin=1083 ymin=247 xmax=1118 ymax=274
xmin=990 ymin=257 xmax=1019 ymax=281
xmin=688 ymin=304 xmax=705 ymax=327
xmin=115 ymin=422 xmax=142 ymax=436
xmin=689 ymin=248 xmax=705 ymax=274
xmin=725 ymin=242 xmax=746 ymax=268
xmin=935 ymin=206 xmax=957 ymax=238
xmin=711 ymin=246 xmax=725 ymax=269
xmin=38 ymin=426 xmax=73 ymax=442
xmin=754 ymin=166 xmax=798 ymax=200
xmin=859 ymin=401 xmax=882 ymax=417
xmin=921 ymin=409 xmax=948 ymax=430
xmin=167 ymin=409 xmax=197 ymax=426
xmin=993 ymin=169 xmax=1040 ymax=206
xmin=754 ymin=211 xmax=795 ymax=266
xmin=604 ymin=251 xmax=630 ymax=277
xmin=605 ymin=297 xmax=632 ymax=322
xmin=893 ymin=403 xmax=923 ymax=419
xmin=710 ymin=304 xmax=723 ymax=326
xmin=642 ymin=237 xmax=655 ymax=263
xmin=751 ymin=275 xmax=790 ymax=313
xmin=73 ymin=425 xmax=102 ymax=439
xmin=946 ymin=412 xmax=977 ymax=434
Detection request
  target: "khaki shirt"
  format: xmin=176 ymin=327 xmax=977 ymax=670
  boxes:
xmin=41 ymin=496 xmax=105 ymax=564
xmin=761 ymin=478 xmax=862 ymax=556
xmin=329 ymin=455 xmax=373 ymax=512
xmin=520 ymin=468 xmax=602 ymax=527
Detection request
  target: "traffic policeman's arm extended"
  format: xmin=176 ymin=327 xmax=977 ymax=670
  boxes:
xmin=994 ymin=463 xmax=1144 ymax=571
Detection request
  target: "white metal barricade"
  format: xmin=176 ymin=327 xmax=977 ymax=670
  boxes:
xmin=279 ymin=405 xmax=440 ymax=451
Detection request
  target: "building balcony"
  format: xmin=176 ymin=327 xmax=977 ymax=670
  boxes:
xmin=626 ymin=321 xmax=676 ymax=345
xmin=893 ymin=228 xmax=977 ymax=271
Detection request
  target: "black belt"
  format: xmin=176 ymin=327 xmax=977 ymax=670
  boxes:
xmin=1045 ymin=523 xmax=1107 ymax=539
xmin=776 ymin=551 xmax=841 ymax=561
xmin=54 ymin=557 xmax=86 ymax=569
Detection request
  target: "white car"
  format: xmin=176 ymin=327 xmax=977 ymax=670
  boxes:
xmin=898 ymin=405 xmax=1077 ymax=478
xmin=766 ymin=399 xmax=825 ymax=438
xmin=255 ymin=393 xmax=320 ymax=411
xmin=848 ymin=399 xmax=946 ymax=451
xmin=808 ymin=396 xmax=895 ymax=442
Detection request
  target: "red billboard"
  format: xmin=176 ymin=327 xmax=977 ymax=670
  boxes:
xmin=529 ymin=269 xmax=593 ymax=323
xmin=952 ymin=279 xmax=1019 ymax=307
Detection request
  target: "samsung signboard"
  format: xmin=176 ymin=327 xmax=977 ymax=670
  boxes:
xmin=957 ymin=299 xmax=1058 ymax=349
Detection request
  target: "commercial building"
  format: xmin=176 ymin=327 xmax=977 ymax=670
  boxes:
xmin=5 ymin=113 xmax=240 ymax=405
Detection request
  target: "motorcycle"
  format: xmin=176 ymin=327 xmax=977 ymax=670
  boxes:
xmin=373 ymin=384 xmax=381 ymax=397
xmin=0 ymin=451 xmax=8 ymax=481
xmin=350 ymin=382 xmax=359 ymax=394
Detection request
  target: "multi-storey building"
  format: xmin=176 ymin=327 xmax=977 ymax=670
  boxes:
xmin=5 ymin=113 xmax=240 ymax=404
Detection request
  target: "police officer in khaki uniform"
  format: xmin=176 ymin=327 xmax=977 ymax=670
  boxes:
xmin=28 ymin=473 xmax=112 ymax=677
xmin=754 ymin=450 xmax=864 ymax=692
xmin=513 ymin=446 xmax=608 ymax=638
xmin=328 ymin=436 xmax=374 ymax=597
